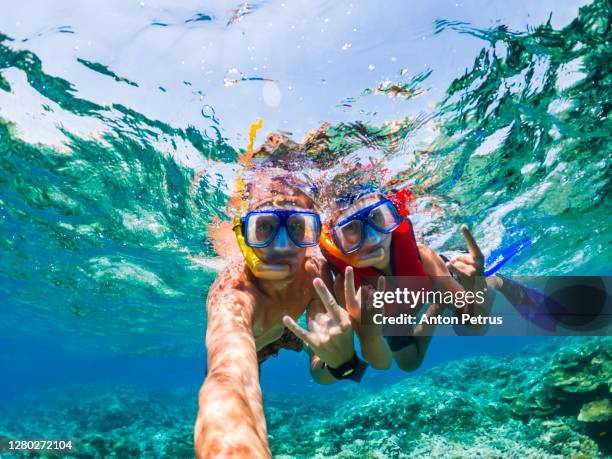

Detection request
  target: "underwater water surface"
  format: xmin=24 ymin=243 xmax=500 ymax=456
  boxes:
xmin=0 ymin=0 xmax=611 ymax=457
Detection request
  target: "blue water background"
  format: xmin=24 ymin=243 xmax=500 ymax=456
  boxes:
xmin=0 ymin=1 xmax=609 ymax=446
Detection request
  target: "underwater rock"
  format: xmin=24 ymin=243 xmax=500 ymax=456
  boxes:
xmin=267 ymin=338 xmax=610 ymax=458
xmin=503 ymin=337 xmax=611 ymax=418
xmin=578 ymin=399 xmax=612 ymax=423
xmin=547 ymin=340 xmax=612 ymax=393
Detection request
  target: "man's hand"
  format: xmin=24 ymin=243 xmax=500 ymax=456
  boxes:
xmin=283 ymin=277 xmax=355 ymax=369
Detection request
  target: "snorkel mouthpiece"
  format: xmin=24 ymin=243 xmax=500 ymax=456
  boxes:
xmin=233 ymin=216 xmax=291 ymax=280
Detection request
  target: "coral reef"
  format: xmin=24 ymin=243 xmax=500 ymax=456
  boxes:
xmin=267 ymin=337 xmax=611 ymax=458
xmin=0 ymin=388 xmax=196 ymax=458
xmin=501 ymin=338 xmax=611 ymax=419
xmin=578 ymin=399 xmax=612 ymax=423
xmin=0 ymin=337 xmax=609 ymax=458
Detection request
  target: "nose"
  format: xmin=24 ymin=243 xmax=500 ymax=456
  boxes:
xmin=269 ymin=227 xmax=298 ymax=254
xmin=363 ymin=224 xmax=384 ymax=246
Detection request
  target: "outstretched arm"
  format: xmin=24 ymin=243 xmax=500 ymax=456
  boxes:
xmin=194 ymin=280 xmax=270 ymax=459
xmin=418 ymin=225 xmax=494 ymax=319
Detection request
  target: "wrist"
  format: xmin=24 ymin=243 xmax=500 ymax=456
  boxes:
xmin=323 ymin=352 xmax=368 ymax=382
xmin=326 ymin=349 xmax=356 ymax=371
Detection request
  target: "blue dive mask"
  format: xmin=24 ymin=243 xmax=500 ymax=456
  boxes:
xmin=241 ymin=209 xmax=321 ymax=248
xmin=333 ymin=199 xmax=401 ymax=254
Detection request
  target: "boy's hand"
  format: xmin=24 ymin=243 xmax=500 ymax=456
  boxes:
xmin=333 ymin=267 xmax=392 ymax=369
xmin=446 ymin=224 xmax=491 ymax=315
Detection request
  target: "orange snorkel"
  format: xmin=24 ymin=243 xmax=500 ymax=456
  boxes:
xmin=233 ymin=120 xmax=291 ymax=280
xmin=319 ymin=225 xmax=352 ymax=263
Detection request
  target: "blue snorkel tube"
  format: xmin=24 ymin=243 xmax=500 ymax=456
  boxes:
xmin=484 ymin=236 xmax=532 ymax=276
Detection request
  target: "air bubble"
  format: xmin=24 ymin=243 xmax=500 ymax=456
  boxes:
xmin=224 ymin=68 xmax=243 ymax=87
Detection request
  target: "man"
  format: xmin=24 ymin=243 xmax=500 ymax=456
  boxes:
xmin=194 ymin=176 xmax=376 ymax=458
xmin=321 ymin=187 xmax=495 ymax=372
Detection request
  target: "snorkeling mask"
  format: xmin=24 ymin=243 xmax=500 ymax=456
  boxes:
xmin=332 ymin=199 xmax=401 ymax=254
xmin=241 ymin=209 xmax=321 ymax=248
xmin=233 ymin=209 xmax=321 ymax=280
xmin=319 ymin=186 xmax=411 ymax=260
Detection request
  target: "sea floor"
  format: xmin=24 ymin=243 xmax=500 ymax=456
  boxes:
xmin=1 ymin=337 xmax=609 ymax=458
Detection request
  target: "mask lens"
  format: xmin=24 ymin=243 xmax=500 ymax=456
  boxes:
xmin=335 ymin=219 xmax=363 ymax=253
xmin=368 ymin=202 xmax=400 ymax=232
xmin=246 ymin=213 xmax=279 ymax=246
xmin=287 ymin=213 xmax=319 ymax=246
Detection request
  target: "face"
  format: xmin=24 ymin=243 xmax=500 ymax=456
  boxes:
xmin=249 ymin=194 xmax=314 ymax=277
xmin=332 ymin=193 xmax=392 ymax=269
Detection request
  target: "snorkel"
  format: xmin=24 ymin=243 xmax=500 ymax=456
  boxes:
xmin=233 ymin=214 xmax=292 ymax=280
xmin=232 ymin=120 xmax=292 ymax=280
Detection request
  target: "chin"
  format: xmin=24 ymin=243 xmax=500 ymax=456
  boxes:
xmin=351 ymin=248 xmax=386 ymax=268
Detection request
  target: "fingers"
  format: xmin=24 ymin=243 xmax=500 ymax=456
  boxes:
xmin=313 ymin=278 xmax=342 ymax=321
xmin=450 ymin=254 xmax=473 ymax=264
xmin=344 ymin=266 xmax=357 ymax=303
xmin=283 ymin=316 xmax=314 ymax=345
xmin=345 ymin=289 xmax=361 ymax=321
xmin=450 ymin=254 xmax=484 ymax=271
xmin=461 ymin=224 xmax=484 ymax=262
xmin=364 ymin=286 xmax=376 ymax=312
xmin=310 ymin=317 xmax=324 ymax=335
xmin=446 ymin=260 xmax=478 ymax=277
xmin=377 ymin=275 xmax=386 ymax=292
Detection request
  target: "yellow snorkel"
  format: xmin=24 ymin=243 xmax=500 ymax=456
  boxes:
xmin=233 ymin=215 xmax=292 ymax=280
xmin=233 ymin=119 xmax=291 ymax=280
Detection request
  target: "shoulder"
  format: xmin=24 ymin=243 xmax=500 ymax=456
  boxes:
xmin=207 ymin=261 xmax=256 ymax=314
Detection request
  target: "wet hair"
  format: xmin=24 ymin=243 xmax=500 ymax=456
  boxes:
xmin=244 ymin=133 xmax=317 ymax=211
xmin=253 ymin=132 xmax=301 ymax=158
xmin=246 ymin=176 xmax=315 ymax=211
xmin=331 ymin=191 xmax=383 ymax=224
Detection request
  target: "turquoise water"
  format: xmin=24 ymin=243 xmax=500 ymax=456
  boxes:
xmin=0 ymin=0 xmax=610 ymax=457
